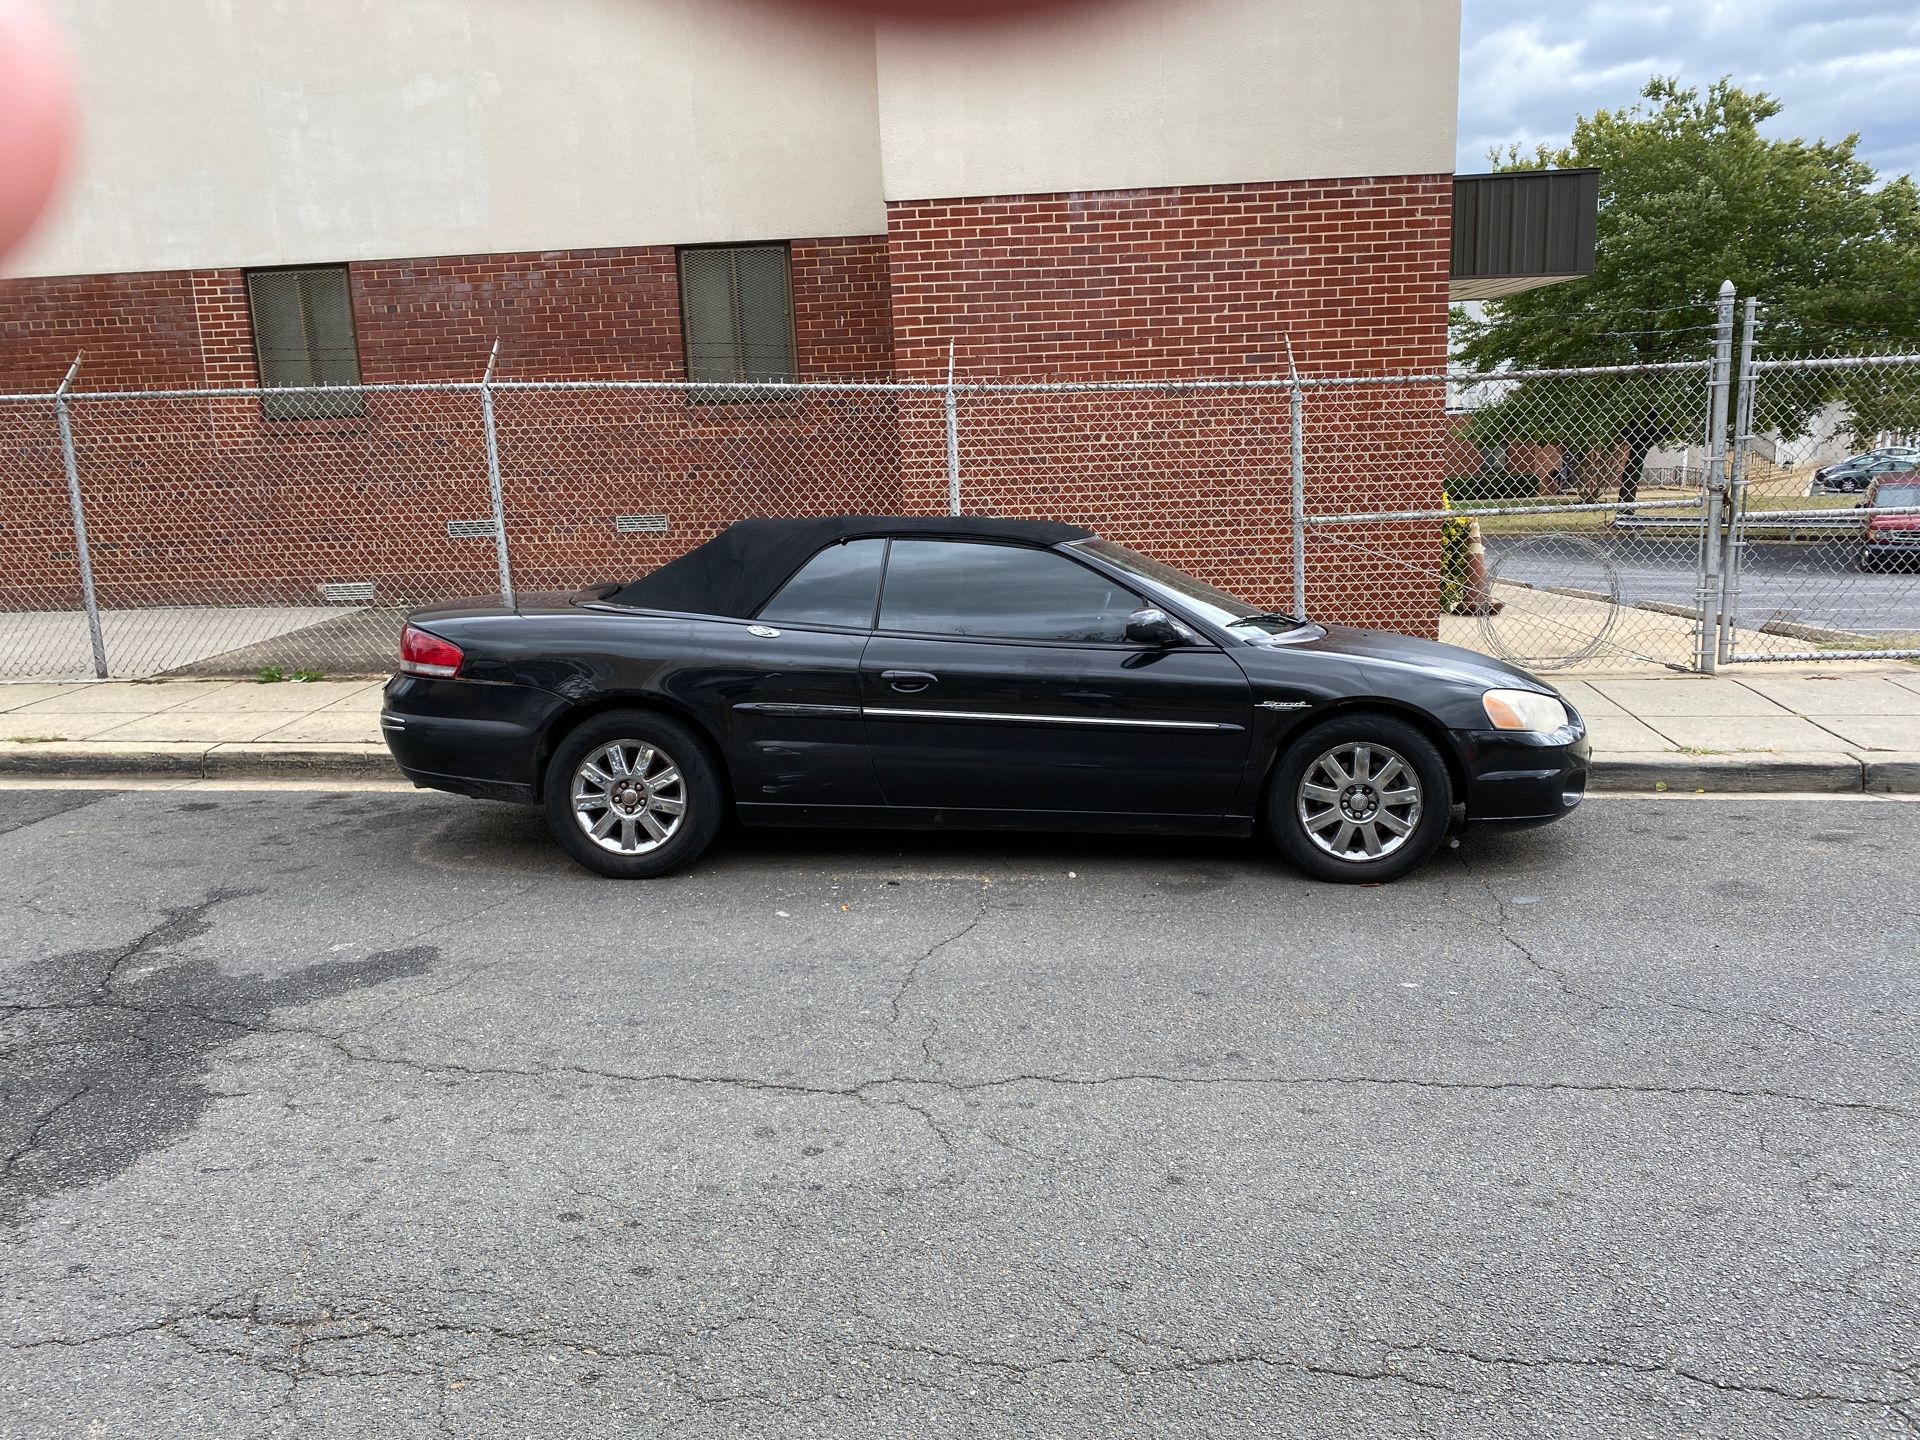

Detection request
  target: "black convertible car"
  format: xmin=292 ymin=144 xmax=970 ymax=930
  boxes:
xmin=382 ymin=516 xmax=1588 ymax=883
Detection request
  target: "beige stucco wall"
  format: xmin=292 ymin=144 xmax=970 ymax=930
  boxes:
xmin=874 ymin=0 xmax=1460 ymax=201
xmin=12 ymin=0 xmax=889 ymax=279
xmin=11 ymin=0 xmax=1462 ymax=280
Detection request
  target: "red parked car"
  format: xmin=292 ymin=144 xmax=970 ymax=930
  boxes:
xmin=1860 ymin=476 xmax=1920 ymax=570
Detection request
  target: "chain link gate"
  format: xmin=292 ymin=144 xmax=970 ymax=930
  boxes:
xmin=1717 ymin=314 xmax=1920 ymax=665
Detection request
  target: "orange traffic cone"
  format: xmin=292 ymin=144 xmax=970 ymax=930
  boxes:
xmin=1464 ymin=519 xmax=1503 ymax=617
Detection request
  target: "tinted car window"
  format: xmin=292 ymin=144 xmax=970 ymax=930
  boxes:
xmin=1073 ymin=537 xmax=1304 ymax=636
xmin=757 ymin=539 xmax=885 ymax=629
xmin=878 ymin=540 xmax=1138 ymax=642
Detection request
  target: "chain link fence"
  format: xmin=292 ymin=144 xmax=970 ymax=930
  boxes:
xmin=1722 ymin=345 xmax=1920 ymax=663
xmin=0 ymin=383 xmax=503 ymax=680
xmin=1302 ymin=360 xmax=1718 ymax=672
xmin=2 ymin=299 xmax=1914 ymax=682
xmin=487 ymin=382 xmax=906 ymax=600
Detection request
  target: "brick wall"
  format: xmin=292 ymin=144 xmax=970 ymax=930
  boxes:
xmin=190 ymin=272 xmax=259 ymax=390
xmin=791 ymin=235 xmax=894 ymax=380
xmin=346 ymin=248 xmax=685 ymax=383
xmin=0 ymin=271 xmax=206 ymax=392
xmin=0 ymin=236 xmax=894 ymax=393
xmin=343 ymin=236 xmax=894 ymax=382
xmin=886 ymin=176 xmax=1451 ymax=381
xmin=885 ymin=176 xmax=1454 ymax=633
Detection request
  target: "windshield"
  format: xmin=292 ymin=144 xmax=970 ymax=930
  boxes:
xmin=1072 ymin=539 xmax=1306 ymax=636
xmin=1875 ymin=484 xmax=1920 ymax=508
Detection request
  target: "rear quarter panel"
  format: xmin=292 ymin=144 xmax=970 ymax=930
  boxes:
xmin=415 ymin=609 xmax=878 ymax=805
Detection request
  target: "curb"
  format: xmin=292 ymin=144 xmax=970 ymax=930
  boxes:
xmin=1588 ymin=751 xmax=1868 ymax=794
xmin=2 ymin=742 xmax=1917 ymax=795
xmin=0 ymin=742 xmax=400 ymax=782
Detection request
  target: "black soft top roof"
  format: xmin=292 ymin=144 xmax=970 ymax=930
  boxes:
xmin=604 ymin=515 xmax=1095 ymax=617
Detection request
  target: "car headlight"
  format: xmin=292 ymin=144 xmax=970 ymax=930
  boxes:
xmin=1482 ymin=688 xmax=1570 ymax=733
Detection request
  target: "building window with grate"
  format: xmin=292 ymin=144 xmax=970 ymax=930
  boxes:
xmin=677 ymin=244 xmax=795 ymax=393
xmin=246 ymin=266 xmax=364 ymax=419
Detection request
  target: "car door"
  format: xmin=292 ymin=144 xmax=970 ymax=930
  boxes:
xmin=715 ymin=537 xmax=885 ymax=812
xmin=858 ymin=539 xmax=1252 ymax=820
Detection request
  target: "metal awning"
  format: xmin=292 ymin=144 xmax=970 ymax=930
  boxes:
xmin=1450 ymin=168 xmax=1598 ymax=301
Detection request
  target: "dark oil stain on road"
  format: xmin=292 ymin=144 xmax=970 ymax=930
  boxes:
xmin=0 ymin=889 xmax=434 ymax=1227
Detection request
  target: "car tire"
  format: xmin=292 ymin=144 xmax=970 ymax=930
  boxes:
xmin=542 ymin=710 xmax=724 ymax=878
xmin=1266 ymin=713 xmax=1453 ymax=884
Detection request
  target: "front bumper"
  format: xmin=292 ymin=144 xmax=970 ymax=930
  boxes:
xmin=1456 ymin=721 xmax=1591 ymax=828
xmin=381 ymin=674 xmax=567 ymax=805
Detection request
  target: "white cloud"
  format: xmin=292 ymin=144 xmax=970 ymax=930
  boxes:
xmin=1458 ymin=0 xmax=1920 ymax=178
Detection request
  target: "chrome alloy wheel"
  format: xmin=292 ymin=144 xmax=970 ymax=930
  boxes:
xmin=570 ymin=741 xmax=687 ymax=855
xmin=1296 ymin=742 xmax=1422 ymax=862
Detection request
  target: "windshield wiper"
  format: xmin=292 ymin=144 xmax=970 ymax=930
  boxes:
xmin=1227 ymin=611 xmax=1310 ymax=629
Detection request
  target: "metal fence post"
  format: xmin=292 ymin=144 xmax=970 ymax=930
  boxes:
xmin=1285 ymin=337 xmax=1307 ymax=617
xmin=479 ymin=340 xmax=515 ymax=607
xmin=1717 ymin=296 xmax=1760 ymax=665
xmin=53 ymin=355 xmax=109 ymax=678
xmin=1693 ymin=281 xmax=1737 ymax=673
xmin=944 ymin=340 xmax=962 ymax=516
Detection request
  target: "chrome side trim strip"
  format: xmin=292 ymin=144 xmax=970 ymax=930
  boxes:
xmin=733 ymin=702 xmax=863 ymax=718
xmin=863 ymin=707 xmax=1242 ymax=732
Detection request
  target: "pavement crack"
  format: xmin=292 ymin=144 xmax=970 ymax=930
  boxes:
xmin=1436 ymin=863 xmax=1603 ymax=1012
xmin=241 ymin=1035 xmax=1915 ymax=1126
xmin=1475 ymin=877 xmax=1597 ymax=1008
xmin=1452 ymin=860 xmax=1862 ymax=1046
xmin=1 ymin=910 xmax=435 ymax=1227
xmin=2 ymin=887 xmax=260 ymax=1020
xmin=921 ymin=1071 xmax=1914 ymax=1120
xmin=889 ymin=879 xmax=993 ymax=1072
xmin=1385 ymin=1340 xmax=1920 ymax=1411
xmin=847 ymin=1330 xmax=1463 ymax=1394
xmin=0 ymin=890 xmax=263 ymax=1198
xmin=0 ymin=1082 xmax=92 ymax=1186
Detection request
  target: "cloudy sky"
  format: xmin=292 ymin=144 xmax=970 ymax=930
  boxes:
xmin=1456 ymin=0 xmax=1920 ymax=180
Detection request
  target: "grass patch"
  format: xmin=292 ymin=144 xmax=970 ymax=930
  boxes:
xmin=1463 ymin=487 xmax=1868 ymax=537
xmin=1476 ymin=508 xmax=1639 ymax=536
xmin=4 ymin=735 xmax=66 ymax=744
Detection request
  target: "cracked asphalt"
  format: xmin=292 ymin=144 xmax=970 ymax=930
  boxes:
xmin=2 ymin=784 xmax=1918 ymax=1438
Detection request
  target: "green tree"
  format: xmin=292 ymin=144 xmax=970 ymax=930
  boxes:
xmin=1454 ymin=78 xmax=1920 ymax=497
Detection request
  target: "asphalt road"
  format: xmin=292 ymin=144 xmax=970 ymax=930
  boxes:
xmin=3 ymin=785 xmax=1918 ymax=1438
xmin=1486 ymin=535 xmax=1920 ymax=637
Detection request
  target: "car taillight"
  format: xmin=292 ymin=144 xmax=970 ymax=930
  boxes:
xmin=399 ymin=624 xmax=463 ymax=678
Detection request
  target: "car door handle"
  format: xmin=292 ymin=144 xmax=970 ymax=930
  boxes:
xmin=881 ymin=670 xmax=938 ymax=693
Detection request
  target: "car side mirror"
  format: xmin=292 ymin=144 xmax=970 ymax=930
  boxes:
xmin=1125 ymin=607 xmax=1187 ymax=647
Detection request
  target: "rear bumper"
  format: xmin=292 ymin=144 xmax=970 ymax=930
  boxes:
xmin=380 ymin=674 xmax=566 ymax=805
xmin=1456 ymin=723 xmax=1591 ymax=828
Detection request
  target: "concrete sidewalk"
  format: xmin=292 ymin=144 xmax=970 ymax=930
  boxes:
xmin=0 ymin=668 xmax=1916 ymax=792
